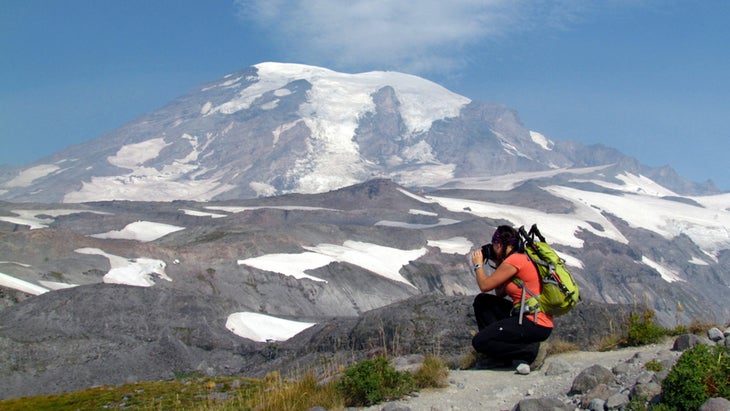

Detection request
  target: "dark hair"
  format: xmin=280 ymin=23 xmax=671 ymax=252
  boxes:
xmin=491 ymin=225 xmax=519 ymax=248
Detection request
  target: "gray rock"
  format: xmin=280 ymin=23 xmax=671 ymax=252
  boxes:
xmin=516 ymin=363 xmax=531 ymax=375
xmin=570 ymin=364 xmax=615 ymax=395
xmin=544 ymin=359 xmax=572 ymax=375
xmin=381 ymin=403 xmax=411 ymax=411
xmin=708 ymin=327 xmax=725 ymax=342
xmin=699 ymin=397 xmax=730 ymax=411
xmin=612 ymin=362 xmax=630 ymax=375
xmin=514 ymin=396 xmax=572 ymax=411
xmin=588 ymin=398 xmax=606 ymax=411
xmin=635 ymin=370 xmax=655 ymax=385
xmin=631 ymin=381 xmax=662 ymax=402
xmin=605 ymin=392 xmax=630 ymax=410
xmin=581 ymin=383 xmax=618 ymax=408
xmin=392 ymin=354 xmax=425 ymax=373
xmin=673 ymin=333 xmax=705 ymax=351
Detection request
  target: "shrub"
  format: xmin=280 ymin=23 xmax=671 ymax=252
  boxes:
xmin=337 ymin=356 xmax=414 ymax=407
xmin=661 ymin=344 xmax=730 ymax=410
xmin=246 ymin=371 xmax=343 ymax=411
xmin=626 ymin=310 xmax=666 ymax=346
xmin=548 ymin=338 xmax=580 ymax=354
xmin=688 ymin=318 xmax=716 ymax=335
xmin=644 ymin=359 xmax=663 ymax=372
xmin=413 ymin=355 xmax=448 ymax=389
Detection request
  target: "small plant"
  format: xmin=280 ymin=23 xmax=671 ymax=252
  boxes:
xmin=644 ymin=359 xmax=663 ymax=372
xmin=413 ymin=355 xmax=448 ymax=389
xmin=245 ymin=371 xmax=343 ymax=411
xmin=336 ymin=356 xmax=415 ymax=407
xmin=548 ymin=338 xmax=580 ymax=354
xmin=458 ymin=350 xmax=478 ymax=369
xmin=660 ymin=344 xmax=730 ymax=410
xmin=667 ymin=324 xmax=688 ymax=336
xmin=597 ymin=333 xmax=624 ymax=352
xmin=626 ymin=309 xmax=666 ymax=346
xmin=688 ymin=318 xmax=716 ymax=335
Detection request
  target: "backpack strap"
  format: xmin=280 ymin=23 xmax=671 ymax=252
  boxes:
xmin=511 ymin=277 xmax=540 ymax=325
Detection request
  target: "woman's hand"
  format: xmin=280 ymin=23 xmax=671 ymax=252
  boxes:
xmin=471 ymin=249 xmax=483 ymax=265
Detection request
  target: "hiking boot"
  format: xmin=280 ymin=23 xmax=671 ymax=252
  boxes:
xmin=530 ymin=342 xmax=549 ymax=370
xmin=474 ymin=353 xmax=512 ymax=370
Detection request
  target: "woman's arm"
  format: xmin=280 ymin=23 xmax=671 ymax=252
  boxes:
xmin=471 ymin=249 xmax=518 ymax=293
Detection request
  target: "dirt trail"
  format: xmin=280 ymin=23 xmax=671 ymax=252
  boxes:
xmin=359 ymin=340 xmax=676 ymax=411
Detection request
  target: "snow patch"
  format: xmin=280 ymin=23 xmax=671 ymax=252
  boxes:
xmin=179 ymin=209 xmax=227 ymax=219
xmin=402 ymin=141 xmax=438 ymax=163
xmin=572 ymin=172 xmax=677 ymax=197
xmin=529 ymin=131 xmax=554 ymax=151
xmin=3 ymin=164 xmax=61 ymax=188
xmin=0 ymin=272 xmax=49 ymax=295
xmin=90 ymin=221 xmax=185 ymax=242
xmin=427 ymin=237 xmax=473 ymax=254
xmin=375 ymin=218 xmax=460 ymax=229
xmin=207 ymin=205 xmax=337 ymax=213
xmin=547 ymin=185 xmax=730 ymax=256
xmin=226 ymin=312 xmax=315 ymax=342
xmin=0 ymin=209 xmax=110 ymax=229
xmin=304 ymin=241 xmax=426 ymax=288
xmin=641 ymin=256 xmax=684 ymax=283
xmin=392 ymin=164 xmax=456 ymax=187
xmin=688 ymin=256 xmax=709 ymax=266
xmin=107 ymin=138 xmax=170 ymax=169
xmin=75 ymin=248 xmax=171 ymax=287
xmin=249 ymin=181 xmax=278 ymax=197
xmin=427 ymin=194 xmax=628 ymax=248
xmin=38 ymin=280 xmax=78 ymax=290
xmin=444 ymin=165 xmax=612 ymax=191
xmin=239 ymin=240 xmax=427 ymax=288
xmin=238 ymin=252 xmax=331 ymax=283
xmin=64 ymin=134 xmax=236 ymax=202
xmin=409 ymin=209 xmax=437 ymax=216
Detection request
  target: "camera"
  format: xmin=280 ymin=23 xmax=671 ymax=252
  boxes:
xmin=481 ymin=243 xmax=497 ymax=264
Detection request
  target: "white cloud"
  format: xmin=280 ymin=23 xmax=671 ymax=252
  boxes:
xmin=234 ymin=0 xmax=598 ymax=74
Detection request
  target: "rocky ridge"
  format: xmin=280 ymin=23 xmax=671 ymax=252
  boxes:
xmin=1 ymin=280 xmax=719 ymax=403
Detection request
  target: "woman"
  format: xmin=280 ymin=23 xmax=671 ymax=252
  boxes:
xmin=470 ymin=225 xmax=552 ymax=369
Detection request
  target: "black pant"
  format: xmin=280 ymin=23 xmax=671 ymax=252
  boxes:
xmin=472 ymin=293 xmax=552 ymax=364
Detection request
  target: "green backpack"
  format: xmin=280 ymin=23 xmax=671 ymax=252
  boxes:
xmin=513 ymin=224 xmax=580 ymax=324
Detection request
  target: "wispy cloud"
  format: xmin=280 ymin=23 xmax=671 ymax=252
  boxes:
xmin=234 ymin=0 xmax=596 ymax=74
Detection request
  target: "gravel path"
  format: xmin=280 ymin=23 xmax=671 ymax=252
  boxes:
xmin=357 ymin=340 xmax=676 ymax=411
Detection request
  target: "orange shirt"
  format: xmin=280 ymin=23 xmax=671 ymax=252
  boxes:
xmin=503 ymin=253 xmax=554 ymax=328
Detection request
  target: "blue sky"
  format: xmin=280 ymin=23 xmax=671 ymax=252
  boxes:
xmin=1 ymin=0 xmax=728 ymax=191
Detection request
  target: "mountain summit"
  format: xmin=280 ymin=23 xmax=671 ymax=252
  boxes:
xmin=0 ymin=62 xmax=716 ymax=203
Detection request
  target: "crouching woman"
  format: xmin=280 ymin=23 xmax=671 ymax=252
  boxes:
xmin=470 ymin=225 xmax=552 ymax=368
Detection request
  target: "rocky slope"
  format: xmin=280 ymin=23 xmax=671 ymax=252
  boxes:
xmin=0 ymin=280 xmax=638 ymax=400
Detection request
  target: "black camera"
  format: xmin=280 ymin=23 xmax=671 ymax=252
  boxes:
xmin=481 ymin=243 xmax=497 ymax=264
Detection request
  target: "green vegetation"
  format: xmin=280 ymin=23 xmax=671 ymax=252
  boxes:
xmin=0 ymin=305 xmax=722 ymax=411
xmin=643 ymin=359 xmax=664 ymax=373
xmin=0 ymin=376 xmax=260 ymax=411
xmin=626 ymin=310 xmax=667 ymax=346
xmin=0 ymin=355 xmax=449 ymax=411
xmin=413 ymin=355 xmax=449 ymax=389
xmin=337 ymin=356 xmax=415 ymax=406
xmin=660 ymin=344 xmax=730 ymax=410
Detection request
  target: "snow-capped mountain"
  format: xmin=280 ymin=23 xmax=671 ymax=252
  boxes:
xmin=0 ymin=62 xmax=728 ymax=399
xmin=0 ymin=62 xmax=717 ymax=203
